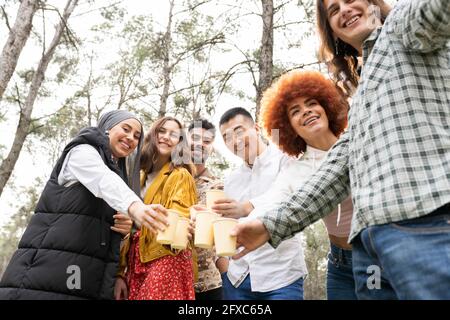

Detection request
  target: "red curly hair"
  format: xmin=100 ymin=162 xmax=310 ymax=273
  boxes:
xmin=259 ymin=70 xmax=349 ymax=156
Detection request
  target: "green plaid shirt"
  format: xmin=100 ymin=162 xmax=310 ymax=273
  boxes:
xmin=261 ymin=0 xmax=450 ymax=246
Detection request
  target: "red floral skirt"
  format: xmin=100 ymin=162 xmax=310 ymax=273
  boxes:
xmin=126 ymin=231 xmax=195 ymax=300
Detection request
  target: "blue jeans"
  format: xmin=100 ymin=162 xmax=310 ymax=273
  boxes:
xmin=221 ymin=273 xmax=304 ymax=300
xmin=352 ymin=203 xmax=450 ymax=300
xmin=327 ymin=243 xmax=357 ymax=300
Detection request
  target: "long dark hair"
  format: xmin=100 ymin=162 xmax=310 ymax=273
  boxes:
xmin=140 ymin=116 xmax=195 ymax=175
xmin=316 ymin=0 xmax=387 ymax=97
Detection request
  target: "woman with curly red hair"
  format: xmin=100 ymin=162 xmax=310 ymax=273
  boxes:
xmin=256 ymin=70 xmax=356 ymax=299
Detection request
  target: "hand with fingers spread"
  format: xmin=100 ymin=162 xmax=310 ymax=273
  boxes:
xmin=111 ymin=213 xmax=133 ymax=237
xmin=230 ymin=219 xmax=271 ymax=260
xmin=114 ymin=277 xmax=128 ymax=300
xmin=127 ymin=201 xmax=169 ymax=234
xmin=211 ymin=198 xmax=254 ymax=219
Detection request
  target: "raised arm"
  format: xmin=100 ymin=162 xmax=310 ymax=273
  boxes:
xmin=393 ymin=0 xmax=450 ymax=52
xmin=261 ymin=131 xmax=351 ymax=247
xmin=62 ymin=144 xmax=168 ymax=232
xmin=232 ymin=131 xmax=351 ymax=259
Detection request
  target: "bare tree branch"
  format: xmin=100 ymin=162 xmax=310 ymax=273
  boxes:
xmin=0 ymin=5 xmax=12 ymax=31
xmin=171 ymin=33 xmax=225 ymax=69
xmin=71 ymin=0 xmax=123 ymax=18
xmin=14 ymin=83 xmax=24 ymax=112
xmin=273 ymin=61 xmax=322 ymax=79
xmin=40 ymin=4 xmax=80 ymax=50
xmin=41 ymin=5 xmax=46 ymax=57
xmin=0 ymin=0 xmax=79 ymax=197
xmin=174 ymin=0 xmax=211 ymax=16
xmin=274 ymin=20 xmax=313 ymax=29
xmin=274 ymin=1 xmax=291 ymax=13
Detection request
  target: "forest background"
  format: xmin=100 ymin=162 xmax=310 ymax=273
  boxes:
xmin=0 ymin=0 xmax=393 ymax=299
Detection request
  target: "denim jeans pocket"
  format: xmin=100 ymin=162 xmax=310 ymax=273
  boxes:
xmin=391 ymin=215 xmax=450 ymax=234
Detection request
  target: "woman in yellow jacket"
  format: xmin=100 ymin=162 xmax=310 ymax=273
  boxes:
xmin=115 ymin=116 xmax=197 ymax=300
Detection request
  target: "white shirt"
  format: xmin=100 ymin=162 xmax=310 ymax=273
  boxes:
xmin=225 ymin=144 xmax=307 ymax=292
xmin=225 ymin=144 xmax=291 ymax=208
xmin=57 ymin=144 xmax=141 ymax=214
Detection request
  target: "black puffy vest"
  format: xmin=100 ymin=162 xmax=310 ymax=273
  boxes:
xmin=0 ymin=127 xmax=124 ymax=300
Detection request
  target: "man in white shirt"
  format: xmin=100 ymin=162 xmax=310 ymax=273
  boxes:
xmin=214 ymin=107 xmax=307 ymax=300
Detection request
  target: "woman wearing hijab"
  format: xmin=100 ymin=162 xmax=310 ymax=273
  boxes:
xmin=0 ymin=110 xmax=168 ymax=300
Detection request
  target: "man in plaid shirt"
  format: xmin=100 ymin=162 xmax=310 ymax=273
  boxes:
xmin=232 ymin=0 xmax=450 ymax=299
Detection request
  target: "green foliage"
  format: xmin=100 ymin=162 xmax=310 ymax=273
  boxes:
xmin=206 ymin=151 xmax=231 ymax=179
xmin=91 ymin=4 xmax=127 ymax=34
xmin=100 ymin=4 xmax=126 ymax=21
xmin=31 ymin=103 xmax=89 ymax=163
xmin=53 ymin=54 xmax=80 ymax=84
xmin=175 ymin=12 xmax=224 ymax=64
xmin=16 ymin=69 xmax=35 ymax=84
xmin=272 ymin=62 xmax=285 ymax=79
xmin=303 ymin=221 xmax=329 ymax=300
xmin=173 ymin=93 xmax=190 ymax=112
xmin=297 ymin=0 xmax=315 ymax=20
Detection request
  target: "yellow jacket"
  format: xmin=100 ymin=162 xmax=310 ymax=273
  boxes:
xmin=118 ymin=162 xmax=197 ymax=277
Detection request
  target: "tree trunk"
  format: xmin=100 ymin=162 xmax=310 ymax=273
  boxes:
xmin=256 ymin=0 xmax=274 ymax=122
xmin=158 ymin=0 xmax=175 ymax=118
xmin=0 ymin=0 xmax=39 ymax=101
xmin=0 ymin=0 xmax=79 ymax=198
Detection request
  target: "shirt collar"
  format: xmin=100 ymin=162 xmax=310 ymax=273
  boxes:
xmin=301 ymin=145 xmax=329 ymax=160
xmin=362 ymin=26 xmax=382 ymax=63
xmin=245 ymin=143 xmax=276 ymax=170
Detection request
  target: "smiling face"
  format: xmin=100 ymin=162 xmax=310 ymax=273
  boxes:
xmin=324 ymin=0 xmax=381 ymax=52
xmin=156 ymin=120 xmax=182 ymax=158
xmin=108 ymin=118 xmax=142 ymax=158
xmin=287 ymin=96 xmax=334 ymax=145
xmin=220 ymin=114 xmax=259 ymax=163
xmin=188 ymin=127 xmax=215 ymax=165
